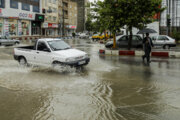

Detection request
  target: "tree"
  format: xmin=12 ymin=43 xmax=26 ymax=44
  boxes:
xmin=92 ymin=0 xmax=125 ymax=48
xmin=85 ymin=13 xmax=94 ymax=32
xmin=118 ymin=0 xmax=164 ymax=49
xmin=92 ymin=0 xmax=164 ymax=49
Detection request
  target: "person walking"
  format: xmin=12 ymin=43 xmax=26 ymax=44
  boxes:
xmin=142 ymin=33 xmax=154 ymax=63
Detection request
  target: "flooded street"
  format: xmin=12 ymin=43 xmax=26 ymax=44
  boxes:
xmin=0 ymin=39 xmax=180 ymax=120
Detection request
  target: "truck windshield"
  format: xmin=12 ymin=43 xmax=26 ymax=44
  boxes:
xmin=48 ymin=40 xmax=71 ymax=51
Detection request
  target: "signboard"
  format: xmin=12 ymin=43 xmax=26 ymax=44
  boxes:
xmin=48 ymin=23 xmax=58 ymax=28
xmin=18 ymin=21 xmax=22 ymax=36
xmin=0 ymin=8 xmax=2 ymax=16
xmin=0 ymin=8 xmax=35 ymax=20
xmin=19 ymin=13 xmax=33 ymax=19
xmin=42 ymin=23 xmax=48 ymax=28
xmin=67 ymin=25 xmax=77 ymax=29
xmin=4 ymin=19 xmax=9 ymax=36
xmin=35 ymin=14 xmax=44 ymax=22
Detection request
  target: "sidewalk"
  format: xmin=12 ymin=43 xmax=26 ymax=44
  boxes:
xmin=99 ymin=49 xmax=180 ymax=58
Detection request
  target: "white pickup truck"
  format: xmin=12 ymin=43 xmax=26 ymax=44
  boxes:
xmin=14 ymin=38 xmax=90 ymax=67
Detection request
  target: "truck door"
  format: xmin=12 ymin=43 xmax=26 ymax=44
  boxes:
xmin=35 ymin=41 xmax=52 ymax=66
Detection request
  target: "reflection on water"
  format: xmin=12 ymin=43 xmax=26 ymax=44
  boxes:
xmin=0 ymin=39 xmax=180 ymax=120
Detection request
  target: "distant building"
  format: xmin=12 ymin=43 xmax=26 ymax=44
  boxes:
xmin=68 ymin=0 xmax=77 ymax=35
xmin=160 ymin=0 xmax=180 ymax=34
xmin=0 ymin=0 xmax=44 ymax=36
xmin=42 ymin=0 xmax=59 ymax=36
xmin=76 ymin=0 xmax=89 ymax=32
xmin=58 ymin=0 xmax=77 ymax=36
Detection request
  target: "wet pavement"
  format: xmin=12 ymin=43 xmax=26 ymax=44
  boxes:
xmin=0 ymin=39 xmax=180 ymax=120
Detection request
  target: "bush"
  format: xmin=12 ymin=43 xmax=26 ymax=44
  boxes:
xmin=172 ymin=30 xmax=180 ymax=43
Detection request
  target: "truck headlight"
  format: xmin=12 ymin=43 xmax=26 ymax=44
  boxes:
xmin=65 ymin=58 xmax=75 ymax=62
xmin=85 ymin=54 xmax=89 ymax=58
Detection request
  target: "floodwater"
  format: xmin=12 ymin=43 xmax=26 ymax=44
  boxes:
xmin=0 ymin=39 xmax=180 ymax=120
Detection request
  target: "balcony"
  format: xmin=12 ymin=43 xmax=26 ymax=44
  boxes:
xmin=63 ymin=6 xmax=68 ymax=11
xmin=63 ymin=0 xmax=69 ymax=3
xmin=64 ymin=15 xmax=68 ymax=19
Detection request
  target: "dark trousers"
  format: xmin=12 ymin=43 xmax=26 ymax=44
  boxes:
xmin=142 ymin=48 xmax=151 ymax=62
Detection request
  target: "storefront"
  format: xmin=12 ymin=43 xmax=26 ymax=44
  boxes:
xmin=42 ymin=23 xmax=58 ymax=36
xmin=0 ymin=18 xmax=3 ymax=35
xmin=21 ymin=20 xmax=30 ymax=36
xmin=0 ymin=8 xmax=44 ymax=36
xmin=67 ymin=25 xmax=77 ymax=36
xmin=31 ymin=14 xmax=44 ymax=35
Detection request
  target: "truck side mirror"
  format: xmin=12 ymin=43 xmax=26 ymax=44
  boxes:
xmin=43 ymin=48 xmax=51 ymax=52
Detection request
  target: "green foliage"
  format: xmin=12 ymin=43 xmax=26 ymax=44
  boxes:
xmin=172 ymin=30 xmax=180 ymax=42
xmin=72 ymin=32 xmax=76 ymax=37
xmin=91 ymin=0 xmax=165 ymax=49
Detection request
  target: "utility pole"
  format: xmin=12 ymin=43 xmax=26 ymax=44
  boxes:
xmin=62 ymin=0 xmax=65 ymax=36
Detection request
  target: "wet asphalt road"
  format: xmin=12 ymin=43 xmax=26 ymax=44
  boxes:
xmin=0 ymin=39 xmax=180 ymax=120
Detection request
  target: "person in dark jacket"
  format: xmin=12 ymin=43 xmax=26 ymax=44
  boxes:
xmin=142 ymin=33 xmax=154 ymax=63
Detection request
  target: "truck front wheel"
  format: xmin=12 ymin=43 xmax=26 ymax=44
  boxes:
xmin=19 ymin=57 xmax=27 ymax=66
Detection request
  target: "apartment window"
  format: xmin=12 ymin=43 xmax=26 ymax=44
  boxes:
xmin=48 ymin=16 xmax=51 ymax=21
xmin=53 ymin=8 xmax=57 ymax=13
xmin=10 ymin=0 xmax=18 ymax=9
xmin=33 ymin=5 xmax=40 ymax=12
xmin=53 ymin=17 xmax=56 ymax=21
xmin=31 ymin=0 xmax=39 ymax=2
xmin=53 ymin=0 xmax=56 ymax=4
xmin=22 ymin=3 xmax=30 ymax=11
xmin=0 ymin=0 xmax=5 ymax=8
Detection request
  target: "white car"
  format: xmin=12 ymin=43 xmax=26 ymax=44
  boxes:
xmin=14 ymin=38 xmax=90 ymax=67
xmin=151 ymin=35 xmax=176 ymax=49
xmin=78 ymin=33 xmax=89 ymax=39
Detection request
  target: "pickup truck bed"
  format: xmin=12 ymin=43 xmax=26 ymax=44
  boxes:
xmin=16 ymin=46 xmax=35 ymax=50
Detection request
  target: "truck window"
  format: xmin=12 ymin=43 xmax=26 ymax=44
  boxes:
xmin=37 ymin=42 xmax=48 ymax=51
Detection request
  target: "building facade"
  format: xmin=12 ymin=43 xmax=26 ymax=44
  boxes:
xmin=42 ymin=0 xmax=59 ymax=36
xmin=0 ymin=0 xmax=44 ymax=36
xmin=160 ymin=0 xmax=180 ymax=34
xmin=58 ymin=0 xmax=77 ymax=36
xmin=76 ymin=0 xmax=85 ymax=32
xmin=76 ymin=0 xmax=89 ymax=32
xmin=67 ymin=0 xmax=77 ymax=35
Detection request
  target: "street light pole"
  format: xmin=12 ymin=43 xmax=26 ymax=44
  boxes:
xmin=62 ymin=1 xmax=65 ymax=36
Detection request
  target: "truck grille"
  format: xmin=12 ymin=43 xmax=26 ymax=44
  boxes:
xmin=75 ymin=56 xmax=84 ymax=60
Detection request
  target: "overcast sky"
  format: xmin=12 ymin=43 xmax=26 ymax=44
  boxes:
xmin=89 ymin=0 xmax=95 ymax=2
xmin=89 ymin=0 xmax=103 ymax=3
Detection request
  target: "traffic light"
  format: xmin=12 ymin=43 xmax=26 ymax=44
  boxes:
xmin=167 ymin=18 xmax=171 ymax=26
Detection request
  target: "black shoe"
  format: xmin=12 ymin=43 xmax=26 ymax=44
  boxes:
xmin=147 ymin=60 xmax=151 ymax=63
xmin=142 ymin=56 xmax=145 ymax=62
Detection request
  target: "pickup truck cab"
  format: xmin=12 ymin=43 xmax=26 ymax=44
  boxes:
xmin=14 ymin=38 xmax=90 ymax=67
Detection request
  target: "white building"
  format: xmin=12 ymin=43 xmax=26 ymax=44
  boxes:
xmin=0 ymin=0 xmax=44 ymax=37
xmin=160 ymin=0 xmax=180 ymax=33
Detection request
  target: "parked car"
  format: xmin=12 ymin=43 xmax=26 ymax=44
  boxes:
xmin=79 ymin=33 xmax=89 ymax=39
xmin=0 ymin=36 xmax=20 ymax=46
xmin=151 ymin=35 xmax=176 ymax=49
xmin=14 ymin=38 xmax=90 ymax=67
xmin=92 ymin=33 xmax=112 ymax=41
xmin=105 ymin=35 xmax=143 ymax=48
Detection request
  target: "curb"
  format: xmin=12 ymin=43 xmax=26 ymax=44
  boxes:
xmin=99 ymin=49 xmax=180 ymax=58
